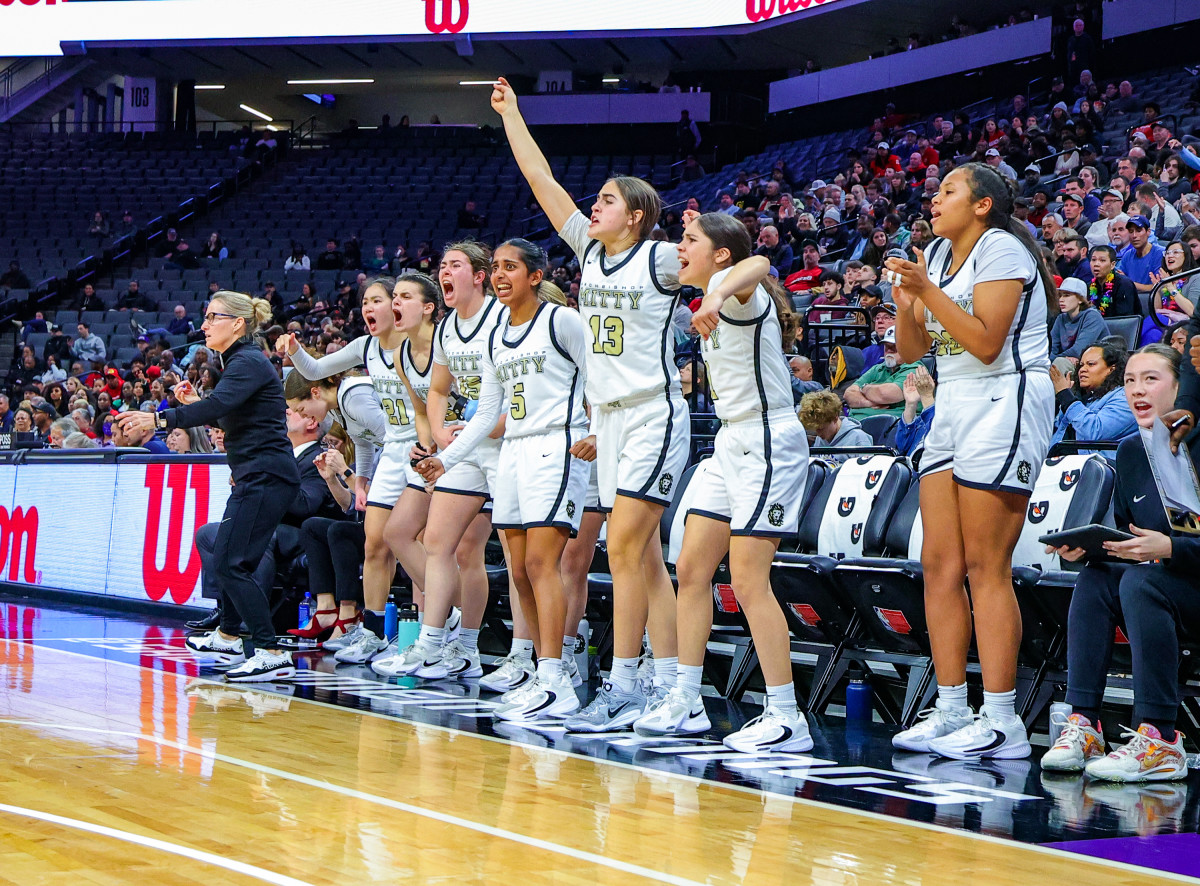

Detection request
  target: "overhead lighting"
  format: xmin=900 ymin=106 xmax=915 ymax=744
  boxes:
xmin=194 ymin=84 xmax=225 ymax=90
xmin=239 ymin=103 xmax=273 ymax=122
xmin=265 ymin=124 xmax=279 ymax=131
xmin=602 ymin=78 xmax=620 ymax=83
xmin=458 ymin=80 xmax=498 ymax=86
xmin=287 ymin=78 xmax=374 ymax=85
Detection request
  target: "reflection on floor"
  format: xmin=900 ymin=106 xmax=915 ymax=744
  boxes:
xmin=3 ymin=593 xmax=1199 ymax=882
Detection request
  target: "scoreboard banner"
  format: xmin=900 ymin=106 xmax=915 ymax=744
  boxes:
xmin=1 ymin=0 xmax=847 ymax=56
xmin=0 ymin=459 xmax=231 ymax=609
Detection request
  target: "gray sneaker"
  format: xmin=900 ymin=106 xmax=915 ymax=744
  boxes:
xmin=323 ymin=623 xmax=363 ymax=653
xmin=564 ymin=680 xmax=647 ymax=733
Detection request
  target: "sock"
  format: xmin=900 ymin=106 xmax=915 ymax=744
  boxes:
xmin=362 ymin=609 xmax=385 ymax=637
xmin=512 ymin=638 xmax=535 ymax=659
xmin=417 ymin=611 xmax=424 ymax=625
xmin=766 ymin=682 xmax=800 ymax=718
xmin=561 ymin=636 xmax=575 ymax=662
xmin=609 ymin=656 xmax=640 ymax=693
xmin=982 ymin=689 xmax=1016 ymax=721
xmin=1143 ymin=718 xmax=1178 ymax=743
xmin=458 ymin=628 xmax=479 ymax=653
xmin=936 ymin=682 xmax=969 ymax=713
xmin=417 ymin=624 xmax=445 ymax=653
xmin=536 ymin=657 xmax=562 ymax=681
xmin=654 ymin=656 xmax=678 ymax=689
xmin=676 ymin=664 xmax=704 ymax=704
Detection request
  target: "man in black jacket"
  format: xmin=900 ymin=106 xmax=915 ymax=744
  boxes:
xmin=188 ymin=406 xmax=341 ymax=629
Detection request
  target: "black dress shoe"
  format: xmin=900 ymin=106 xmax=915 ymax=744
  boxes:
xmin=186 ymin=608 xmax=222 ymax=631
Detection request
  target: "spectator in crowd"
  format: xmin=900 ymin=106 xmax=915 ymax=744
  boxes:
xmin=1050 ymin=339 xmax=1137 ymax=447
xmin=799 ymin=390 xmax=872 ymax=463
xmin=47 ymin=417 xmax=76 ymax=448
xmin=115 ymin=210 xmax=137 ymax=240
xmin=70 ymin=407 xmax=95 ymax=439
xmin=1060 ymin=194 xmax=1092 ymax=238
xmin=755 ymin=225 xmax=793 ymax=276
xmin=39 ymin=355 xmax=66 ymax=385
xmin=843 ymin=327 xmax=921 ymax=418
xmin=1136 ymin=183 xmax=1182 ymax=241
xmin=896 ymin=364 xmax=936 ymax=456
xmin=784 ymin=242 xmax=824 ymax=292
xmin=30 ymin=402 xmax=57 ymax=441
xmin=62 ymin=432 xmax=97 ymax=449
xmin=984 ymin=148 xmax=1017 ymax=181
xmin=1087 ymin=245 xmax=1141 ymax=318
xmin=0 ymin=394 xmax=13 ymax=433
xmin=1119 ymin=216 xmax=1165 ymax=293
xmin=364 ymin=245 xmax=390 ymax=271
xmin=676 ymin=109 xmax=701 ymax=156
xmin=1087 ymin=188 xmax=1128 ymax=248
xmin=88 ymin=211 xmax=110 ymax=240
xmin=166 ymin=426 xmax=213 ymax=453
xmin=717 ymin=193 xmax=739 ymax=216
xmin=861 ymin=305 xmax=896 ymax=369
xmin=200 ymin=232 xmax=225 ymax=261
xmin=342 ymin=235 xmax=362 ymax=270
xmin=1157 ymin=154 xmax=1193 ymax=204
xmin=1066 ymin=19 xmax=1096 ymax=86
xmin=1056 ymin=232 xmax=1092 ymax=281
xmin=1041 ymin=345 xmax=1200 ymax=782
xmin=285 ymin=243 xmax=310 ymax=272
xmin=11 ymin=408 xmax=33 ymax=435
xmin=315 ymin=238 xmax=344 ymax=271
xmin=1163 ymin=321 xmax=1190 ymax=355
xmin=111 ymin=404 xmax=168 ymax=452
xmin=788 ymin=355 xmax=823 ymax=402
xmin=71 ymin=323 xmax=106 ymax=366
xmin=42 ymin=324 xmax=71 ymax=369
xmin=869 ymin=142 xmax=901 ymax=179
xmin=1148 ymin=240 xmax=1197 ymax=326
xmin=1051 ymin=278 xmax=1110 ymax=360
xmin=115 ymin=280 xmax=155 ymax=312
xmin=457 ymin=200 xmax=487 ymax=230
xmin=75 ymin=283 xmax=105 ymax=312
xmin=168 ymin=305 xmax=196 ymax=337
xmin=0 ymin=261 xmax=31 ymax=291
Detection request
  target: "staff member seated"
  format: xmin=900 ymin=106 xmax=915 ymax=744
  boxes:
xmin=1043 ymin=344 xmax=1200 ymax=781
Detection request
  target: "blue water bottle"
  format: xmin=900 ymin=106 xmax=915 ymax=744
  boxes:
xmin=297 ymin=592 xmax=312 ymax=629
xmin=384 ymin=601 xmax=399 ymax=642
xmin=463 ymin=398 xmax=478 ymax=421
xmin=845 ymin=668 xmax=873 ymax=722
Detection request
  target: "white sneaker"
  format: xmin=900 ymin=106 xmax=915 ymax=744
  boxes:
xmin=479 ymin=652 xmax=536 ymax=693
xmin=333 ymin=628 xmax=389 ymax=664
xmin=225 ymin=649 xmax=295 ymax=683
xmin=323 ymin=623 xmax=363 ymax=652
xmin=493 ymin=674 xmax=580 ymax=722
xmin=1084 ymin=724 xmax=1188 ymax=782
xmin=414 ymin=640 xmax=482 ymax=680
xmin=371 ymin=642 xmax=428 ymax=678
xmin=927 ymin=712 xmax=1031 ymax=760
xmin=562 ymin=655 xmax=583 ymax=688
xmin=633 ymin=687 xmax=711 ymax=737
xmin=445 ymin=606 xmax=462 ymax=642
xmin=1041 ymin=712 xmax=1107 ymax=772
xmin=892 ymin=704 xmax=976 ymax=753
xmin=184 ymin=630 xmax=246 ymax=666
xmin=724 ymin=707 xmax=814 ymax=754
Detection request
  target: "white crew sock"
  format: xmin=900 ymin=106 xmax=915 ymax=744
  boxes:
xmin=982 ymin=689 xmax=1017 ymax=721
xmin=676 ymin=664 xmax=704 ymax=704
xmin=936 ymin=682 xmax=969 ymax=713
xmin=609 ymin=656 xmax=640 ymax=693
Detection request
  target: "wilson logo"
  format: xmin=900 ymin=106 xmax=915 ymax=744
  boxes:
xmin=745 ymin=0 xmax=828 ymax=23
xmin=143 ymin=464 xmax=210 ymax=605
xmin=0 ymin=506 xmax=38 ymax=583
xmin=424 ymin=0 xmax=468 ymax=33
xmin=0 ymin=0 xmax=59 ymax=6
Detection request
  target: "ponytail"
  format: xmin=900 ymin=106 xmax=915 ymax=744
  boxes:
xmin=957 ymin=162 xmax=1059 ymax=315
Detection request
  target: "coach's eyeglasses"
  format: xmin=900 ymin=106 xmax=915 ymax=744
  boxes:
xmin=204 ymin=311 xmax=239 ymax=324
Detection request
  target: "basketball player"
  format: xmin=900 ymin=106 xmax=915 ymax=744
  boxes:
xmin=419 ymin=239 xmax=590 ymax=720
xmin=886 ymin=163 xmax=1056 ymax=760
xmin=632 ymin=212 xmax=813 ymax=752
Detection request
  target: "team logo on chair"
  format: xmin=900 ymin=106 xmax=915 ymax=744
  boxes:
xmin=1016 ymin=460 xmax=1032 ymax=484
xmin=865 ymin=470 xmax=883 ymax=489
xmin=1059 ymin=469 xmax=1079 ymax=491
xmin=658 ymin=473 xmax=674 ymax=496
xmin=1028 ymin=500 xmax=1050 ymax=523
xmin=566 ymin=500 xmax=576 ymax=519
xmin=768 ymin=503 xmax=785 ymax=527
xmin=837 ymin=496 xmax=856 ymax=516
xmin=851 ymin=523 xmax=863 ymax=544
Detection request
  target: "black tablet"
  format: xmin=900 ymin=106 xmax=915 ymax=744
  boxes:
xmin=1038 ymin=524 xmax=1134 ymax=559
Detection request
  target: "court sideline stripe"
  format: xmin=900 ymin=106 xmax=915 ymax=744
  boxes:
xmin=7 ymin=639 xmax=1200 ymax=886
xmin=0 ymin=802 xmax=314 ymax=886
xmin=0 ymin=717 xmax=706 ymax=886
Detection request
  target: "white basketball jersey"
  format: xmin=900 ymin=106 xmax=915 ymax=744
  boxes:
xmin=487 ymin=303 xmax=587 ymax=439
xmin=577 ymin=238 xmax=681 ymax=404
xmin=363 ymin=337 xmax=418 ymax=444
xmin=334 ymin=375 xmax=388 ymax=449
xmin=922 ymin=229 xmax=1050 ymax=382
xmin=700 ymin=270 xmax=794 ymax=422
xmin=400 ymin=338 xmax=432 ymax=405
xmin=435 ymin=296 xmax=506 ymax=403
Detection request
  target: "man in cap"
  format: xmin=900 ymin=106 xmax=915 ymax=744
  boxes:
xmin=985 ymin=148 xmax=1017 ymax=180
xmin=1117 ymin=215 xmax=1165 ymax=292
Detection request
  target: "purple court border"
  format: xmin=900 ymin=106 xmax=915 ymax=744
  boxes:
xmin=1042 ymin=833 xmax=1200 ymax=880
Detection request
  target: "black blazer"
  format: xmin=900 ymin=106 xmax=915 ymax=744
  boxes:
xmin=165 ymin=339 xmax=299 ymax=484
xmin=285 ymin=440 xmax=341 ymax=527
xmin=1177 ymin=314 xmax=1200 ymax=466
xmin=1110 ymin=434 xmax=1200 ymax=575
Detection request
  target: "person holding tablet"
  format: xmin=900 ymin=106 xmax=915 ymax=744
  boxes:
xmin=1042 ymin=344 xmax=1200 ymax=781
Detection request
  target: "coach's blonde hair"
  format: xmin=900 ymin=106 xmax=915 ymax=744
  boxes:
xmin=209 ymin=290 xmax=272 ymax=335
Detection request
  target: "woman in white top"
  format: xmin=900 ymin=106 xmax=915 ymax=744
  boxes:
xmin=633 ymin=211 xmax=815 ymax=753
xmin=493 ymin=77 xmax=709 ymax=730
xmin=419 ymin=239 xmax=592 ymax=721
xmin=276 ymin=276 xmax=434 ymax=658
xmin=886 ymin=163 xmax=1057 ymax=761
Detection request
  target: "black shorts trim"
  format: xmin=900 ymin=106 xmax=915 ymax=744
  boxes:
xmin=635 ymin=398 xmax=679 ymax=499
xmin=953 ymin=475 xmax=1035 ymax=498
xmin=990 ymin=371 xmax=1028 ymax=487
xmin=918 ymin=457 xmax=953 ymax=477
xmin=731 ymin=529 xmax=797 ymax=539
xmin=685 ymin=508 xmax=732 ymax=524
xmin=433 ymin=487 xmax=491 ymax=500
xmin=545 ymin=427 xmax=573 ymax=524
xmin=366 ymin=502 xmax=395 ymax=511
xmin=583 ymin=506 xmax=606 ymax=514
xmin=615 ymin=488 xmax=671 ymax=508
xmin=406 ymin=483 xmax=429 ymax=492
xmin=497 ymin=520 xmax=575 ymax=531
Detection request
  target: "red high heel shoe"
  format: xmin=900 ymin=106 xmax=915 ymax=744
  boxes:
xmin=323 ymin=613 xmax=361 ymax=645
xmin=287 ymin=609 xmax=338 ymax=640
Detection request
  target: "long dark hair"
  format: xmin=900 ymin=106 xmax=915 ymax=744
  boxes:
xmin=956 ymin=162 xmax=1058 ymax=313
xmin=693 ymin=212 xmax=797 ymax=343
xmin=1074 ymin=338 xmax=1128 ymax=401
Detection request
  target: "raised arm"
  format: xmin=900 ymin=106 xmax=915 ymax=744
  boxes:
xmin=491 ymin=77 xmax=579 ymax=233
xmin=280 ymin=333 xmax=367 ymax=380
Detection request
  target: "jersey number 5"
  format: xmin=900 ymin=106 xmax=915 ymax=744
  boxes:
xmin=588 ymin=315 xmax=624 ymax=356
xmin=510 ymin=383 xmax=526 ymax=420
